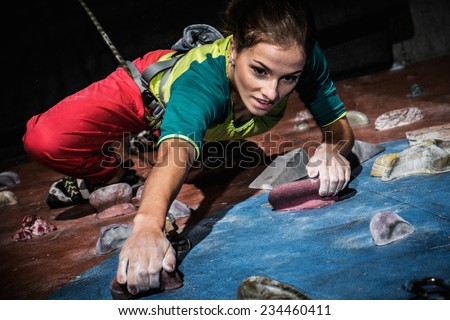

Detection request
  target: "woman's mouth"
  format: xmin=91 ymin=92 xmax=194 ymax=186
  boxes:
xmin=253 ymin=97 xmax=274 ymax=111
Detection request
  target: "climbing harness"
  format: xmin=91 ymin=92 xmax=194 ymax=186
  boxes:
xmin=77 ymin=0 xmax=223 ymax=132
xmin=125 ymin=57 xmax=182 ymax=130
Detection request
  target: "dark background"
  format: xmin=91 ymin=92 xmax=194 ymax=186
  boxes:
xmin=2 ymin=0 xmax=449 ymax=160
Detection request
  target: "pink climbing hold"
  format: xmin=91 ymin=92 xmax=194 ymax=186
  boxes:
xmin=268 ymin=179 xmax=337 ymax=211
xmin=89 ymin=183 xmax=137 ymax=219
xmin=96 ymin=203 xmax=137 ymax=219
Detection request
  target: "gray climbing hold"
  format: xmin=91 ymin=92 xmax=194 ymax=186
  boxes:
xmin=0 ymin=171 xmax=21 ymax=189
xmin=95 ymin=223 xmax=133 ymax=255
xmin=410 ymin=84 xmax=424 ymax=97
xmin=350 ymin=140 xmax=385 ymax=165
xmin=133 ymin=185 xmax=192 ymax=218
xmin=370 ymin=211 xmax=415 ymax=246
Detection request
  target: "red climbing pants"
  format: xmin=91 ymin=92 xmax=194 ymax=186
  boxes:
xmin=23 ymin=50 xmax=173 ymax=184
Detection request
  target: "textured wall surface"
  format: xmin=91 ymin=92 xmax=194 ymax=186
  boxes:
xmin=393 ymin=0 xmax=450 ymax=64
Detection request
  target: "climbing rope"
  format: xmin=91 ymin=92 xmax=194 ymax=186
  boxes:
xmin=77 ymin=0 xmax=132 ymax=76
xmin=77 ymin=0 xmax=166 ymax=131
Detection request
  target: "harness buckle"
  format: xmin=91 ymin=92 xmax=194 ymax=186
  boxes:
xmin=141 ymin=89 xmax=165 ymax=124
xmin=141 ymin=89 xmax=155 ymax=107
xmin=150 ymin=101 xmax=165 ymax=120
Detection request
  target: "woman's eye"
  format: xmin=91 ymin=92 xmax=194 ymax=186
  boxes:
xmin=253 ymin=67 xmax=267 ymax=77
xmin=284 ymin=75 xmax=299 ymax=83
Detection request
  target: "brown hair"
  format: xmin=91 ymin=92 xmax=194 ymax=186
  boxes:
xmin=222 ymin=0 xmax=316 ymax=57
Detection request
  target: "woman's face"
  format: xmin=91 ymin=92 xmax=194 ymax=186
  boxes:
xmin=229 ymin=41 xmax=306 ymax=117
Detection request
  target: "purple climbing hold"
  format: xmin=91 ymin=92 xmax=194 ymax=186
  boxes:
xmin=268 ymin=178 xmax=337 ymax=211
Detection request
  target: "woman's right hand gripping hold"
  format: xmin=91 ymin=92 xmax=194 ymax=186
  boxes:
xmin=116 ymin=139 xmax=196 ymax=295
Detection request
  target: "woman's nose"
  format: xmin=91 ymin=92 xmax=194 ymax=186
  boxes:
xmin=261 ymin=80 xmax=278 ymax=101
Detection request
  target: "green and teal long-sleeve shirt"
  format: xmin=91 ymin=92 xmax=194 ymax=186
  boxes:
xmin=148 ymin=35 xmax=345 ymax=159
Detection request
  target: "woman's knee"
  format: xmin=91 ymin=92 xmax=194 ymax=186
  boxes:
xmin=23 ymin=114 xmax=62 ymax=163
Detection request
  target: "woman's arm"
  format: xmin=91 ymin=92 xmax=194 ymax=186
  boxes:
xmin=306 ymin=116 xmax=355 ymax=196
xmin=116 ymin=138 xmax=196 ymax=295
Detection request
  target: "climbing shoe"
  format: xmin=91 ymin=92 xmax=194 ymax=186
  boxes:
xmin=46 ymin=160 xmax=144 ymax=209
xmin=46 ymin=176 xmax=93 ymax=209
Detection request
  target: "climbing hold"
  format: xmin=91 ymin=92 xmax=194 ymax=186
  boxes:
xmin=370 ymin=153 xmax=399 ymax=177
xmin=374 ymin=107 xmax=424 ymax=131
xmin=95 ymin=223 xmax=133 ymax=255
xmin=89 ymin=183 xmax=137 ymax=219
xmin=11 ymin=215 xmax=57 ymax=242
xmin=380 ymin=140 xmax=449 ymax=181
xmin=406 ymin=123 xmax=450 ymax=146
xmin=0 ymin=171 xmax=21 ymax=189
xmin=236 ymin=276 xmax=310 ymax=300
xmin=0 ymin=190 xmax=18 ymax=207
xmin=268 ymin=179 xmax=337 ymax=211
xmin=370 ymin=211 xmax=415 ymax=246
xmin=346 ymin=110 xmax=369 ymax=127
xmin=110 ymin=269 xmax=183 ymax=300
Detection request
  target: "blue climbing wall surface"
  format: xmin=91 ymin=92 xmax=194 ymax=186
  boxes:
xmin=49 ymin=139 xmax=450 ymax=300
